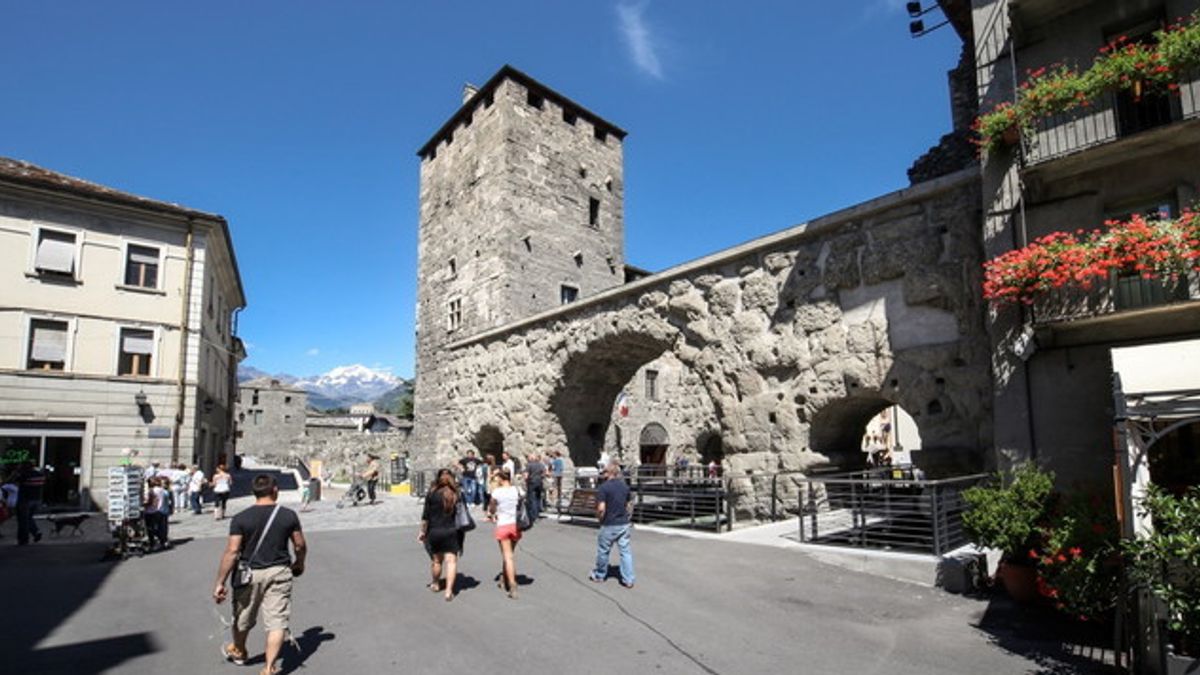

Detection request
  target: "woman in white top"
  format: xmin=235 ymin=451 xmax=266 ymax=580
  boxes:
xmin=487 ymin=469 xmax=522 ymax=599
xmin=212 ymin=463 xmax=232 ymax=520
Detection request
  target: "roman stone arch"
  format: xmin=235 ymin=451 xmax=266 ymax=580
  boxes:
xmin=638 ymin=422 xmax=670 ymax=466
xmin=697 ymin=430 xmax=724 ymax=465
xmin=810 ymin=396 xmax=905 ymax=469
xmin=550 ymin=331 xmax=703 ymax=468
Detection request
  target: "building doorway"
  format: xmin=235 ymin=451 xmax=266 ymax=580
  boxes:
xmin=0 ymin=421 xmax=86 ymax=506
xmin=638 ymin=422 xmax=669 ymax=468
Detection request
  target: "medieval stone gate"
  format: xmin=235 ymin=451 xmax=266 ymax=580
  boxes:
xmin=412 ymin=67 xmax=991 ymax=516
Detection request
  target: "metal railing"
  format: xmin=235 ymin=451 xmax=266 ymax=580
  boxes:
xmin=1031 ymin=272 xmax=1198 ymax=325
xmin=1024 ymin=69 xmax=1200 ymax=165
xmin=795 ymin=468 xmax=986 ymax=556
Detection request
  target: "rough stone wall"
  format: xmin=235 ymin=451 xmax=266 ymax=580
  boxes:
xmin=234 ymin=382 xmax=307 ymax=458
xmin=603 ymin=353 xmax=720 ymax=464
xmin=251 ymin=431 xmax=412 ymax=482
xmin=414 ymin=74 xmax=625 ymax=459
xmin=420 ymin=169 xmax=991 ymax=518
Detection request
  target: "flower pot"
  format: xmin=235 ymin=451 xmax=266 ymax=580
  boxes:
xmin=996 ymin=561 xmax=1039 ymax=604
xmin=1002 ymin=125 xmax=1021 ymax=146
xmin=1166 ymin=650 xmax=1199 ymax=675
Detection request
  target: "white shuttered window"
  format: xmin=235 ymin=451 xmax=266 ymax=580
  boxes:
xmin=34 ymin=229 xmax=77 ymax=276
xmin=27 ymin=319 xmax=68 ymax=370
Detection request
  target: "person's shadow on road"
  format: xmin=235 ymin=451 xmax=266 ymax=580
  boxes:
xmin=452 ymin=573 xmax=481 ymax=596
xmin=244 ymin=626 xmax=334 ymax=674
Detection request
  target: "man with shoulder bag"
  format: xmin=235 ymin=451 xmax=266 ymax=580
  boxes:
xmin=213 ymin=474 xmax=307 ymax=675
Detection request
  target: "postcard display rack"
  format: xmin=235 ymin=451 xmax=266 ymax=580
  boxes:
xmin=107 ymin=466 xmax=145 ymax=523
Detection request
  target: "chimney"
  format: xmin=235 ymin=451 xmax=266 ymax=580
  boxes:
xmin=462 ymin=83 xmax=479 ymax=104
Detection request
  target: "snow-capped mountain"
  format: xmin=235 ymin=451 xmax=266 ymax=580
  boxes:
xmin=294 ymin=364 xmax=403 ymax=404
xmin=238 ymin=364 xmax=408 ymax=410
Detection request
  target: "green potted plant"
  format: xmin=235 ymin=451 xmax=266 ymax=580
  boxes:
xmin=962 ymin=463 xmax=1055 ymax=602
xmin=1124 ymin=486 xmax=1200 ymax=671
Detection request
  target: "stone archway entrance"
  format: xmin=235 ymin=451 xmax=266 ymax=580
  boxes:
xmin=638 ymin=422 xmax=669 ymax=466
xmin=551 ymin=332 xmax=682 ymax=468
xmin=811 ymin=396 xmax=921 ymax=470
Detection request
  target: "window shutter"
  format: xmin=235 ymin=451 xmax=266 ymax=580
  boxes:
xmin=129 ymin=247 xmax=158 ymax=265
xmin=35 ymin=231 xmax=76 ymax=274
xmin=31 ymin=324 xmax=67 ymax=362
xmin=122 ymin=332 xmax=154 ymax=355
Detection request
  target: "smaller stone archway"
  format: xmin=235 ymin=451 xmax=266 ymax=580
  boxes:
xmin=697 ymin=430 xmax=724 ymax=466
xmin=810 ymin=396 xmax=921 ymax=470
xmin=638 ymin=422 xmax=669 ymax=466
xmin=472 ymin=425 xmax=505 ymax=462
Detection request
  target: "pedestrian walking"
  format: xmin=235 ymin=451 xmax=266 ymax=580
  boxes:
xmin=588 ymin=462 xmax=635 ymax=588
xmin=213 ymin=463 xmax=233 ymax=520
xmin=144 ymin=477 xmax=171 ymax=550
xmin=188 ymin=465 xmax=207 ymax=515
xmin=170 ymin=463 xmax=189 ymax=514
xmin=361 ymin=454 xmax=381 ymax=505
xmin=549 ymin=451 xmax=565 ymax=508
xmin=458 ymin=450 xmax=480 ymax=506
xmin=488 ymin=469 xmax=522 ymax=599
xmin=523 ymin=453 xmax=547 ymax=521
xmin=418 ymin=470 xmax=463 ymax=601
xmin=11 ymin=461 xmax=44 ymax=545
xmin=501 ymin=451 xmax=515 ymax=479
xmin=473 ymin=455 xmax=488 ymax=506
xmin=213 ymin=474 xmax=307 ymax=675
xmin=482 ymin=455 xmax=498 ymax=506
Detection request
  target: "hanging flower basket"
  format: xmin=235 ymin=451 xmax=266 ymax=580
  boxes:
xmin=973 ymin=11 xmax=1200 ymax=153
xmin=983 ymin=209 xmax=1200 ymax=305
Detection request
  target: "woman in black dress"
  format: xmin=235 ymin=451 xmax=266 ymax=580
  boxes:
xmin=418 ymin=469 xmax=462 ymax=601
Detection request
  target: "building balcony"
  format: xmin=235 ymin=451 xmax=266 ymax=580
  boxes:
xmin=1031 ymin=273 xmax=1200 ymax=346
xmin=1021 ymin=70 xmax=1200 ymax=180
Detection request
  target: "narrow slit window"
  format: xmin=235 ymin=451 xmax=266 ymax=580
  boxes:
xmin=118 ymin=327 xmax=154 ymax=376
xmin=448 ymin=298 xmax=462 ymax=331
xmin=527 ymin=90 xmax=544 ymax=109
xmin=124 ymin=244 xmax=160 ymax=288
xmin=563 ymin=109 xmax=577 ymax=125
xmin=645 ymin=370 xmax=659 ymax=401
xmin=588 ymin=198 xmax=600 ymax=227
xmin=449 ymin=257 xmax=457 ymax=276
xmin=594 ymin=127 xmax=607 ymax=142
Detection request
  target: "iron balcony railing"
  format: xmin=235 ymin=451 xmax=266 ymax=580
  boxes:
xmin=1031 ymin=272 xmax=1199 ymax=325
xmin=1023 ymin=69 xmax=1200 ymax=165
xmin=795 ymin=468 xmax=986 ymax=556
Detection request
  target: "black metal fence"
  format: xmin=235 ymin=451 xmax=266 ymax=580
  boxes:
xmin=794 ymin=467 xmax=985 ymax=556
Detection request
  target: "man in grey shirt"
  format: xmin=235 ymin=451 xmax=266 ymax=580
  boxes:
xmin=523 ymin=453 xmax=547 ymax=521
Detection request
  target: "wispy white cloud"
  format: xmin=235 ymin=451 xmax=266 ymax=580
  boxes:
xmin=305 ymin=347 xmax=320 ymax=357
xmin=863 ymin=0 xmax=908 ymax=20
xmin=617 ymin=3 xmax=663 ymax=80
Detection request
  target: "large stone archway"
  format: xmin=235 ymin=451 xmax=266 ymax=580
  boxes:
xmin=416 ymin=170 xmax=993 ymax=516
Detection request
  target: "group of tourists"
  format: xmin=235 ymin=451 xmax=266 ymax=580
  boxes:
xmin=144 ymin=461 xmax=230 ymax=518
xmin=208 ymin=452 xmax=636 ymax=673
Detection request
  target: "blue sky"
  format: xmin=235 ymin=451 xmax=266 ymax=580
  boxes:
xmin=2 ymin=1 xmax=963 ymax=379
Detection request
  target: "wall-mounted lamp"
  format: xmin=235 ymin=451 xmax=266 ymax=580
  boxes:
xmin=134 ymin=390 xmax=148 ymax=410
xmin=203 ymin=398 xmax=214 ymax=415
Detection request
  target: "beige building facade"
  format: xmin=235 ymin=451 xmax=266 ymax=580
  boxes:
xmin=0 ymin=158 xmax=246 ymax=509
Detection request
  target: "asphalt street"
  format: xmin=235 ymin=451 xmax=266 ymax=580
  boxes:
xmin=2 ymin=516 xmax=1107 ymax=674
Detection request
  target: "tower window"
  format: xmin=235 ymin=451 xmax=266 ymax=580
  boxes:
xmin=560 ymin=285 xmax=579 ymax=305
xmin=645 ymin=370 xmax=659 ymax=401
xmin=252 ymin=389 xmax=259 ymax=405
xmin=448 ymin=257 xmax=457 ymax=276
xmin=527 ymin=91 xmax=544 ymax=109
xmin=594 ymin=127 xmax=607 ymax=142
xmin=483 ymin=93 xmax=494 ymax=108
xmin=448 ymin=298 xmax=462 ymax=332
xmin=563 ymin=109 xmax=577 ymax=125
xmin=588 ymin=198 xmax=600 ymax=227
xmin=579 ymin=167 xmax=588 ymax=179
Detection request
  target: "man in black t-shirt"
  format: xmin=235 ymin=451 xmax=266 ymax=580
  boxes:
xmin=588 ymin=463 xmax=635 ymax=588
xmin=523 ymin=454 xmax=547 ymax=521
xmin=12 ymin=461 xmax=45 ymax=545
xmin=213 ymin=474 xmax=307 ymax=672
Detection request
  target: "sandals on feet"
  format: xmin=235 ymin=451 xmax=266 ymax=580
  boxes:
xmin=428 ymin=581 xmax=441 ymax=593
xmin=222 ymin=643 xmax=246 ymax=666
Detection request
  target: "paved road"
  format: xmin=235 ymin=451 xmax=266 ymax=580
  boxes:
xmin=2 ymin=518 xmax=1107 ymax=674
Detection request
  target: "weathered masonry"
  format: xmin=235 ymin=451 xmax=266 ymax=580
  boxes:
xmin=413 ymin=66 xmax=992 ymax=515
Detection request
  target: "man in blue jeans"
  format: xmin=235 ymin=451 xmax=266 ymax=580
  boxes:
xmin=588 ymin=462 xmax=635 ymax=588
xmin=458 ymin=450 xmax=479 ymax=506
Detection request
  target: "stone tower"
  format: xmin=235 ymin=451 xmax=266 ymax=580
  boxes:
xmin=413 ymin=65 xmax=627 ymax=460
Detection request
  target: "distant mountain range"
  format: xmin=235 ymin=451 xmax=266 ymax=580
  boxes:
xmin=238 ymin=364 xmax=411 ymax=412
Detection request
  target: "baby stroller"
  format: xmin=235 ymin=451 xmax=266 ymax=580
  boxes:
xmin=336 ymin=477 xmax=369 ymax=509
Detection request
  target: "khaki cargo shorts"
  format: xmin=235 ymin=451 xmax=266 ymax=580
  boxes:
xmin=232 ymin=565 xmax=293 ymax=633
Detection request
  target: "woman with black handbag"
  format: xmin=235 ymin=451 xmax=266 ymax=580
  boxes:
xmin=418 ymin=470 xmax=464 ymax=601
xmin=487 ymin=469 xmax=525 ymax=599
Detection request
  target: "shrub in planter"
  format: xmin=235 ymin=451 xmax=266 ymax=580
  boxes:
xmin=1124 ymin=486 xmax=1200 ymax=658
xmin=1033 ymin=492 xmax=1121 ymax=621
xmin=963 ymin=464 xmax=1055 ymax=558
